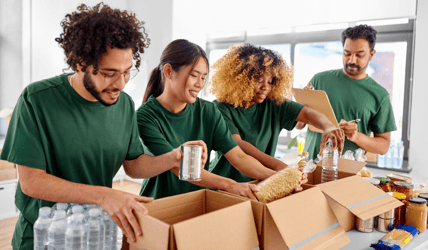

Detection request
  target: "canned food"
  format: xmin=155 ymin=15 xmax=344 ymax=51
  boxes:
xmin=179 ymin=145 xmax=202 ymax=181
xmin=376 ymin=209 xmax=395 ymax=232
xmin=356 ymin=217 xmax=375 ymax=233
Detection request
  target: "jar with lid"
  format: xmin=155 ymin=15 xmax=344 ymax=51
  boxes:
xmin=400 ymin=183 xmax=414 ymax=200
xmin=405 ymin=197 xmax=427 ymax=233
xmin=418 ymin=193 xmax=428 ymax=229
xmin=363 ymin=177 xmax=381 ymax=189
xmin=392 ymin=181 xmax=404 ymax=193
xmin=374 ymin=177 xmax=392 ymax=193
xmin=393 ymin=192 xmax=407 ymax=225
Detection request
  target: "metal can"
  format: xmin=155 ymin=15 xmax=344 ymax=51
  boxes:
xmin=356 ymin=217 xmax=375 ymax=233
xmin=179 ymin=145 xmax=202 ymax=181
xmin=376 ymin=209 xmax=395 ymax=232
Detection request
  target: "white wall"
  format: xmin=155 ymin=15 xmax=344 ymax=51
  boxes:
xmin=409 ymin=0 xmax=428 ymax=179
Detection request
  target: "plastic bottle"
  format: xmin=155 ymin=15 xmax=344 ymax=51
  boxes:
xmin=394 ymin=141 xmax=404 ymax=169
xmin=65 ymin=213 xmax=87 ymax=250
xmin=102 ymin=210 xmax=118 ymax=250
xmin=87 ymin=208 xmax=105 ymax=250
xmin=321 ymin=138 xmax=338 ymax=183
xmin=385 ymin=141 xmax=395 ymax=168
xmin=66 ymin=203 xmax=79 ymax=216
xmin=377 ymin=153 xmax=385 ymax=168
xmin=53 ymin=203 xmax=69 ymax=218
xmin=47 ymin=210 xmax=67 ymax=250
xmin=34 ymin=207 xmax=52 ymax=250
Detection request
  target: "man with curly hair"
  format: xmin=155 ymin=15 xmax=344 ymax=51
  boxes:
xmin=209 ymin=44 xmax=344 ymax=183
xmin=0 ymin=3 xmax=207 ymax=249
xmin=297 ymin=25 xmax=396 ymax=160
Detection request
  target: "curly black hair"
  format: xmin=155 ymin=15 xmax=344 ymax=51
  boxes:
xmin=55 ymin=2 xmax=150 ymax=73
xmin=341 ymin=24 xmax=377 ymax=51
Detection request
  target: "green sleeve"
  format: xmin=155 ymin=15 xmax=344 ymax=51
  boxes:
xmin=125 ymin=112 xmax=145 ymax=160
xmin=211 ymin=106 xmax=238 ymax=155
xmin=279 ymin=100 xmax=305 ymax=131
xmin=371 ymin=96 xmax=397 ymax=134
xmin=0 ymin=92 xmax=46 ymax=170
xmin=215 ymin=102 xmax=239 ymax=135
xmin=136 ymin=110 xmax=175 ymax=156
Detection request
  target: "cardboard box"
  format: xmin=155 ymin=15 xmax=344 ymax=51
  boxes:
xmin=220 ymin=186 xmax=350 ymax=250
xmin=129 ymin=189 xmax=259 ymax=250
xmin=315 ymin=176 xmax=404 ymax=232
xmin=306 ymin=158 xmax=366 ymax=185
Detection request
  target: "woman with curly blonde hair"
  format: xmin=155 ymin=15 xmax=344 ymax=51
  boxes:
xmin=209 ymin=44 xmax=344 ymax=182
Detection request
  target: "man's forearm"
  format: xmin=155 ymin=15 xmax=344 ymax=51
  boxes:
xmin=351 ymin=133 xmax=390 ymax=155
xmin=123 ymin=152 xmax=178 ymax=179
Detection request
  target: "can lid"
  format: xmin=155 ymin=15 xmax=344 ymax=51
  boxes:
xmin=401 ymin=183 xmax=414 ymax=189
xmin=363 ymin=177 xmax=380 ymax=185
xmin=373 ymin=177 xmax=390 ymax=183
xmin=408 ymin=197 xmax=427 ymax=205
xmin=418 ymin=193 xmax=428 ymax=200
xmin=393 ymin=192 xmax=406 ymax=200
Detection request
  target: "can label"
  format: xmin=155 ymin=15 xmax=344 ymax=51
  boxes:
xmin=179 ymin=145 xmax=202 ymax=181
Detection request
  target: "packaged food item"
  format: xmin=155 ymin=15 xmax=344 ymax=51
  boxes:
xmin=356 ymin=217 xmax=375 ymax=233
xmin=386 ymin=173 xmax=412 ymax=183
xmin=405 ymin=197 xmax=427 ymax=233
xmin=357 ymin=167 xmax=372 ymax=178
xmin=370 ymin=225 xmax=418 ymax=250
xmin=373 ymin=177 xmax=392 ymax=193
xmin=376 ymin=209 xmax=395 ymax=232
xmin=413 ymin=180 xmax=428 ymax=198
xmin=254 ymin=167 xmax=302 ymax=203
xmin=417 ymin=193 xmax=428 ymax=229
xmin=393 ymin=192 xmax=407 ymax=226
xmin=400 ymin=183 xmax=414 ymax=200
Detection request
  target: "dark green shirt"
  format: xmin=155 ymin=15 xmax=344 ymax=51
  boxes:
xmin=304 ymin=69 xmax=397 ymax=159
xmin=210 ymin=99 xmax=304 ymax=182
xmin=136 ymin=96 xmax=238 ymax=199
xmin=0 ymin=74 xmax=144 ymax=249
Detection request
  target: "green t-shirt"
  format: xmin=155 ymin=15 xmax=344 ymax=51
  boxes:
xmin=210 ymin=99 xmax=304 ymax=182
xmin=136 ymin=96 xmax=238 ymax=199
xmin=304 ymin=69 xmax=397 ymax=159
xmin=0 ymin=74 xmax=144 ymax=249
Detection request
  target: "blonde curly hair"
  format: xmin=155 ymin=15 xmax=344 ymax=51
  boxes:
xmin=209 ymin=44 xmax=293 ymax=108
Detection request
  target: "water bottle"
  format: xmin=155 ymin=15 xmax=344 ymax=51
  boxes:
xmin=53 ymin=203 xmax=69 ymax=217
xmin=377 ymin=153 xmax=385 ymax=168
xmin=321 ymin=138 xmax=338 ymax=183
xmin=102 ymin=210 xmax=118 ymax=250
xmin=47 ymin=210 xmax=67 ymax=250
xmin=394 ymin=141 xmax=404 ymax=169
xmin=87 ymin=208 xmax=105 ymax=250
xmin=385 ymin=141 xmax=395 ymax=168
xmin=34 ymin=207 xmax=52 ymax=250
xmin=66 ymin=203 xmax=79 ymax=216
xmin=65 ymin=213 xmax=87 ymax=250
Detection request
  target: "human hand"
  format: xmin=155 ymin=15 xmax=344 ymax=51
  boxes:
xmin=294 ymin=171 xmax=308 ymax=192
xmin=224 ymin=182 xmax=260 ymax=201
xmin=319 ymin=127 xmax=345 ymax=155
xmin=99 ymin=188 xmax=154 ymax=243
xmin=303 ymin=82 xmax=314 ymax=90
xmin=339 ymin=119 xmax=359 ymax=142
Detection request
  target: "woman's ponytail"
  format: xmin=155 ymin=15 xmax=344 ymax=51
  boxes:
xmin=143 ymin=65 xmax=164 ymax=103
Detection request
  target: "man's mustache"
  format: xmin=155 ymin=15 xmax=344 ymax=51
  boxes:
xmin=346 ymin=64 xmax=360 ymax=70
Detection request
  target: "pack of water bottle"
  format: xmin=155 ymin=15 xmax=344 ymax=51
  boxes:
xmin=377 ymin=140 xmax=404 ymax=169
xmin=34 ymin=203 xmax=118 ymax=250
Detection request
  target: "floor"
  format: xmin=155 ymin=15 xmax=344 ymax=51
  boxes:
xmin=0 ymin=180 xmax=142 ymax=250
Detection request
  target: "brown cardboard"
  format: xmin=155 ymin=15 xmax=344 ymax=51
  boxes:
xmin=307 ymin=158 xmax=366 ymax=185
xmin=219 ymin=185 xmax=350 ymax=250
xmin=292 ymin=88 xmax=339 ymax=133
xmin=316 ymin=175 xmax=404 ymax=231
xmin=130 ymin=189 xmax=259 ymax=250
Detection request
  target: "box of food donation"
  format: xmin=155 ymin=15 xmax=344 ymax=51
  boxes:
xmin=219 ymin=185 xmax=350 ymax=250
xmin=314 ymin=175 xmax=404 ymax=232
xmin=305 ymin=158 xmax=367 ymax=185
xmin=128 ymin=189 xmax=259 ymax=250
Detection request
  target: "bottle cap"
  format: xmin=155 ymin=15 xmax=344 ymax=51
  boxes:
xmin=418 ymin=193 xmax=428 ymax=200
xmin=55 ymin=203 xmax=69 ymax=211
xmin=72 ymin=205 xmax=84 ymax=214
xmin=89 ymin=208 xmax=101 ymax=217
xmin=39 ymin=207 xmax=51 ymax=217
xmin=408 ymin=197 xmax=427 ymax=205
xmin=53 ymin=210 xmax=66 ymax=220
xmin=393 ymin=192 xmax=406 ymax=200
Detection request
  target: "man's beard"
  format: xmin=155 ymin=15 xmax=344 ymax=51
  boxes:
xmin=83 ymin=70 xmax=119 ymax=107
xmin=344 ymin=63 xmax=367 ymax=76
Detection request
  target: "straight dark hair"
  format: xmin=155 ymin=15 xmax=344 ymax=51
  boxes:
xmin=143 ymin=39 xmax=209 ymax=103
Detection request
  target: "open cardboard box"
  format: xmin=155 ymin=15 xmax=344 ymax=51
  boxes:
xmin=129 ymin=189 xmax=259 ymax=250
xmin=308 ymin=158 xmax=404 ymax=231
xmin=220 ymin=185 xmax=350 ymax=250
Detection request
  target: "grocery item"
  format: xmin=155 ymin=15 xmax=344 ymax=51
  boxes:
xmin=386 ymin=173 xmax=412 ymax=183
xmin=254 ymin=167 xmax=302 ymax=203
xmin=370 ymin=225 xmax=418 ymax=250
xmin=363 ymin=177 xmax=381 ymax=189
xmin=376 ymin=209 xmax=395 ymax=232
xmin=393 ymin=192 xmax=407 ymax=226
xmin=321 ymin=138 xmax=338 ymax=183
xmin=357 ymin=167 xmax=372 ymax=178
xmin=179 ymin=145 xmax=202 ymax=181
xmin=356 ymin=217 xmax=375 ymax=233
xmin=405 ymin=197 xmax=427 ymax=233
xmin=417 ymin=193 xmax=428 ymax=229
xmin=373 ymin=177 xmax=392 ymax=193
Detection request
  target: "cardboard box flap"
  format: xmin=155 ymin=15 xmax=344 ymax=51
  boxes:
xmin=205 ymin=189 xmax=245 ymax=213
xmin=132 ymin=214 xmax=170 ymax=250
xmin=317 ymin=176 xmax=404 ymax=221
xmin=266 ymin=187 xmax=349 ymax=250
xmin=173 ymin=201 xmax=259 ymax=250
xmin=317 ymin=158 xmax=366 ymax=174
xmin=144 ymin=190 xmax=205 ymax=224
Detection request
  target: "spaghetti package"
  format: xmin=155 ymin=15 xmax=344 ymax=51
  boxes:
xmin=370 ymin=225 xmax=418 ymax=250
xmin=254 ymin=167 xmax=302 ymax=203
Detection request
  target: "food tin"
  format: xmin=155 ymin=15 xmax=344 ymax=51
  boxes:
xmin=179 ymin=145 xmax=202 ymax=181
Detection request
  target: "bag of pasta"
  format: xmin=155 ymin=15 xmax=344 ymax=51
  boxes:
xmin=254 ymin=167 xmax=302 ymax=203
xmin=370 ymin=225 xmax=418 ymax=250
